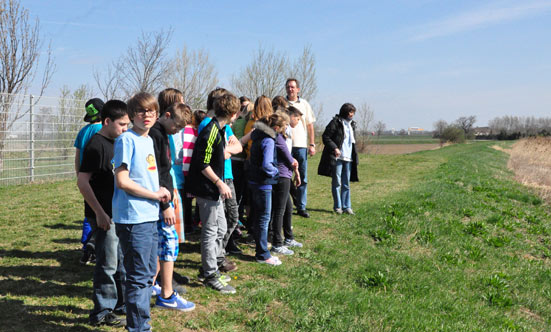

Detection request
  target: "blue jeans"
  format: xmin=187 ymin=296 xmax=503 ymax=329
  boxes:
xmin=90 ymin=219 xmax=125 ymax=323
xmin=251 ymin=186 xmax=273 ymax=260
xmin=291 ymin=147 xmax=308 ymax=211
xmin=116 ymin=221 xmax=158 ymax=332
xmin=332 ymin=159 xmax=352 ymax=210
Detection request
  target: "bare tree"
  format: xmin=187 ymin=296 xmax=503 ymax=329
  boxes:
xmin=56 ymin=85 xmax=94 ymax=159
xmin=433 ymin=119 xmax=448 ymax=138
xmin=356 ymin=102 xmax=374 ymax=152
xmin=454 ymin=116 xmax=476 ymax=138
xmin=163 ymin=46 xmax=218 ymax=109
xmin=95 ymin=29 xmax=172 ymax=99
xmin=287 ymin=45 xmax=317 ymax=101
xmin=312 ymin=102 xmax=325 ymax=134
xmin=93 ymin=62 xmax=123 ymax=100
xmin=231 ymin=46 xmax=288 ymax=99
xmin=0 ymin=0 xmax=55 ymax=169
xmin=374 ymin=121 xmax=386 ymax=137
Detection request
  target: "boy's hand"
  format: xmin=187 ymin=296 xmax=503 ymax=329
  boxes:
xmin=334 ymin=148 xmax=341 ymax=158
xmin=162 ymin=206 xmax=176 ymax=226
xmin=157 ymin=187 xmax=171 ymax=203
xmin=96 ymin=212 xmax=112 ymax=231
xmin=228 ymin=135 xmax=238 ymax=145
xmin=217 ymin=180 xmax=232 ymax=199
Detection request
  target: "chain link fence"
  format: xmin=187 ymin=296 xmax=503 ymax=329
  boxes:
xmin=0 ymin=93 xmax=87 ymax=186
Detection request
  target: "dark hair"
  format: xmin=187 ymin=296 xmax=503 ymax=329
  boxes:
xmin=207 ymin=87 xmax=229 ymax=111
xmin=285 ymin=78 xmax=300 ymax=88
xmin=165 ymin=103 xmax=193 ymax=127
xmin=272 ymin=96 xmax=288 ymax=111
xmin=127 ymin=92 xmax=159 ymax=119
xmin=214 ymin=93 xmax=240 ymax=118
xmin=286 ymin=105 xmax=302 ymax=117
xmin=158 ymin=88 xmax=184 ymax=115
xmin=101 ymin=100 xmax=128 ymax=124
xmin=339 ymin=103 xmax=356 ymax=118
xmin=193 ymin=109 xmax=207 ymax=126
xmin=239 ymin=96 xmax=250 ymax=104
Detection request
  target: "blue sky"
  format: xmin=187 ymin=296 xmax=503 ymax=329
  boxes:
xmin=22 ymin=0 xmax=551 ymax=130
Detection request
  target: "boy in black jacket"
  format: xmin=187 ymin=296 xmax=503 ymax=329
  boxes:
xmin=188 ymin=93 xmax=239 ymax=294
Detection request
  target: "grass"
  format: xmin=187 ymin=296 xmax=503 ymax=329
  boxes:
xmin=364 ymin=134 xmax=439 ymax=145
xmin=2 ymin=141 xmax=551 ymax=331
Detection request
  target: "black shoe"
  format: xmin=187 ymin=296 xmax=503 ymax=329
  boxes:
xmin=297 ymin=210 xmax=310 ymax=218
xmin=226 ymin=246 xmax=243 ymax=255
xmin=172 ymin=271 xmax=190 ymax=285
xmin=172 ymin=279 xmax=187 ymax=295
xmin=79 ymin=250 xmax=91 ymax=265
xmin=90 ymin=312 xmax=126 ymax=327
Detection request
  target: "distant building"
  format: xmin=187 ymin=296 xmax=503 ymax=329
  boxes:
xmin=473 ymin=126 xmax=491 ymax=136
xmin=407 ymin=127 xmax=424 ymax=135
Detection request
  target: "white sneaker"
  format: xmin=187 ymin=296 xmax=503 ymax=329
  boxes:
xmin=256 ymin=256 xmax=282 ymax=266
xmin=151 ymin=283 xmax=161 ymax=297
xmin=271 ymin=246 xmax=294 ymax=255
xmin=284 ymin=239 xmax=303 ymax=248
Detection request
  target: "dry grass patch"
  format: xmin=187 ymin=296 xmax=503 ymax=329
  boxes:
xmin=508 ymin=137 xmax=551 ymax=201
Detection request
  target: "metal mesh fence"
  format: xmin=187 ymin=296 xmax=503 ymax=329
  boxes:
xmin=0 ymin=93 xmax=87 ymax=186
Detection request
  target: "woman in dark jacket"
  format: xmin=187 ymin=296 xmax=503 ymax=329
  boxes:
xmin=318 ymin=103 xmax=359 ymax=215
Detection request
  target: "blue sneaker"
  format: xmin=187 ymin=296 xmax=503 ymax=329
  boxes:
xmin=155 ymin=292 xmax=195 ymax=312
xmin=151 ymin=283 xmax=161 ymax=297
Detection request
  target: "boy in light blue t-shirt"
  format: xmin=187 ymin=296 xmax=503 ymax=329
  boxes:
xmin=113 ymin=92 xmax=170 ymax=332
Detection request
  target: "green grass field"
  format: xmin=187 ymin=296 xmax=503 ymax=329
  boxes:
xmin=1 ymin=141 xmax=551 ymax=331
xmin=364 ymin=134 xmax=439 ymax=145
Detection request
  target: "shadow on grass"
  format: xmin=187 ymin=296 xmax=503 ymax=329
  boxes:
xmin=0 ymin=299 xmax=94 ymax=332
xmin=52 ymin=238 xmax=78 ymax=244
xmin=296 ymin=207 xmax=334 ymax=214
xmin=44 ymin=222 xmax=81 ymax=231
xmin=0 ymin=249 xmax=91 ymax=284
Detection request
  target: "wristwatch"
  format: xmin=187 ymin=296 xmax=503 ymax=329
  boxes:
xmin=309 ymin=143 xmax=316 ymax=148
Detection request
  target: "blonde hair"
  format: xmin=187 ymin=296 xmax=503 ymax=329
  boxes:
xmin=270 ymin=111 xmax=290 ymax=135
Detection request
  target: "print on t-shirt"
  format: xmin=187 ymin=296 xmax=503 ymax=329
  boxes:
xmin=146 ymin=154 xmax=156 ymax=171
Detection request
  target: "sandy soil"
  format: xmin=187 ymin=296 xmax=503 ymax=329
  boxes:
xmin=365 ymin=144 xmax=443 ymax=155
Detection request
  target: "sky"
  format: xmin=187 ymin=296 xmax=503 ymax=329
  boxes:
xmin=19 ymin=0 xmax=551 ymax=130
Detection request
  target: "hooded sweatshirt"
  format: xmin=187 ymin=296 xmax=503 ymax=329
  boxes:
xmin=248 ymin=121 xmax=279 ymax=189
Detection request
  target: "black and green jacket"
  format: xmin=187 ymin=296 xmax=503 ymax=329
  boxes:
xmin=187 ymin=117 xmax=226 ymax=201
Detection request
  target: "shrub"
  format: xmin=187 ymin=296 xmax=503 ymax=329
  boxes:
xmin=440 ymin=126 xmax=465 ymax=143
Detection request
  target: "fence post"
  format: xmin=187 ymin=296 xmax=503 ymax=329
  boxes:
xmin=29 ymin=94 xmax=35 ymax=182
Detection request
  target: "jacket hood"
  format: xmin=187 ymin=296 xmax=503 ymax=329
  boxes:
xmin=252 ymin=121 xmax=277 ymax=140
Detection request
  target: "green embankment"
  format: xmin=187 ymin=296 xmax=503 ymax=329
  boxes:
xmin=1 ymin=141 xmax=550 ymax=331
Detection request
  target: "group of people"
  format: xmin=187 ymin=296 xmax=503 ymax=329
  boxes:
xmin=73 ymin=78 xmax=360 ymax=331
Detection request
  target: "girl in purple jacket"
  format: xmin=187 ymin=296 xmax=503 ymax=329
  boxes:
xmin=270 ymin=111 xmax=303 ymax=255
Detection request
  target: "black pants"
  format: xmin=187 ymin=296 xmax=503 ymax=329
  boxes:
xmin=271 ymin=177 xmax=294 ymax=247
xmin=231 ymin=159 xmax=247 ymax=221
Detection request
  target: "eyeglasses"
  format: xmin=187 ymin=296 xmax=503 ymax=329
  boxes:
xmin=135 ymin=109 xmax=157 ymax=117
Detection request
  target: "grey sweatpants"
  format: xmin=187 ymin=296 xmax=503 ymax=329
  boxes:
xmin=197 ymin=197 xmax=227 ymax=278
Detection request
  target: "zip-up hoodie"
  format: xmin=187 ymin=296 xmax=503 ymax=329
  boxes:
xmin=187 ymin=117 xmax=226 ymax=201
xmin=248 ymin=121 xmax=279 ymax=187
